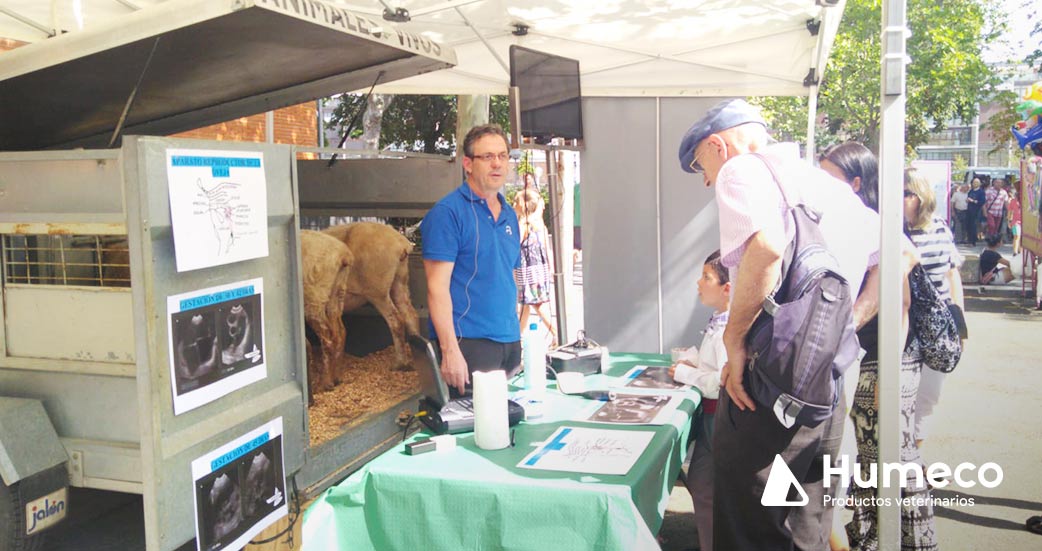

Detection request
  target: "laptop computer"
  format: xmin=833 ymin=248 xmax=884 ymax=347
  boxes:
xmin=409 ymin=335 xmax=525 ymax=435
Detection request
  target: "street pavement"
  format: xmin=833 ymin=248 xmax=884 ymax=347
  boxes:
xmin=660 ymin=260 xmax=1042 ymax=550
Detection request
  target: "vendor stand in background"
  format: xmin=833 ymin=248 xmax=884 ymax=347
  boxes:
xmin=1019 ymin=158 xmax=1042 ymax=301
xmin=911 ymin=160 xmax=952 ymax=224
xmin=302 ymin=353 xmax=701 ymax=551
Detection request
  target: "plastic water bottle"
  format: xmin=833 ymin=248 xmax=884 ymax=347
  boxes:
xmin=523 ymin=322 xmax=547 ymax=402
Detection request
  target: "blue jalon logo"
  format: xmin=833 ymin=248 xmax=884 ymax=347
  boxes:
xmin=26 ymin=488 xmax=67 ymax=535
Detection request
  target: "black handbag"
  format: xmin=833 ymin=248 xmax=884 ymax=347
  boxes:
xmin=948 ymin=303 xmax=968 ymax=340
xmin=907 ymin=265 xmax=962 ymax=372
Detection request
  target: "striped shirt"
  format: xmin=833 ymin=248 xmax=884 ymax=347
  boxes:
xmin=985 ymin=187 xmax=1009 ymax=217
xmin=907 ymin=217 xmax=960 ymax=302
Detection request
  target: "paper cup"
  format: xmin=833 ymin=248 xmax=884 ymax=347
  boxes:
xmin=555 ymin=371 xmax=586 ymax=395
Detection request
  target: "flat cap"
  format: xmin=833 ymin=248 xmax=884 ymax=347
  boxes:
xmin=678 ymin=99 xmax=766 ymax=173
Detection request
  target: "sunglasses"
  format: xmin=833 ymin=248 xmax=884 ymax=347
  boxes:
xmin=903 ymin=190 xmax=918 ymax=198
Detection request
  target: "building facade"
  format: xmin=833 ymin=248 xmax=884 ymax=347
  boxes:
xmin=915 ymin=64 xmax=1042 ymax=169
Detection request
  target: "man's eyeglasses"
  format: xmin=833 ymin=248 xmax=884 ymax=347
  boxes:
xmin=470 ymin=152 xmax=511 ymax=163
xmin=688 ymin=144 xmax=706 ymax=174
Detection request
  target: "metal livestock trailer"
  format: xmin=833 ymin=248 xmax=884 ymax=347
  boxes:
xmin=0 ymin=1 xmax=459 ymax=549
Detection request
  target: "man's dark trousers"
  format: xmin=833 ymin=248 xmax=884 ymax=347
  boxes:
xmin=712 ymin=389 xmax=845 ymax=551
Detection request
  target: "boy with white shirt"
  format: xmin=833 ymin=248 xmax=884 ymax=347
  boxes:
xmin=670 ymin=250 xmax=730 ymax=551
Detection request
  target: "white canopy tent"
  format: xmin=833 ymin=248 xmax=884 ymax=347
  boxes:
xmin=1 ymin=0 xmax=844 ymax=99
xmin=354 ymin=0 xmax=843 ymax=98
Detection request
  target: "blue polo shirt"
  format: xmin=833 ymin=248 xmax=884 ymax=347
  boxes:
xmin=421 ymin=182 xmax=521 ymax=343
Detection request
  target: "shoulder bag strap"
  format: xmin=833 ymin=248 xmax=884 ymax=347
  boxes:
xmin=748 ymin=152 xmax=801 ymax=309
xmin=750 ymin=152 xmax=795 ymax=207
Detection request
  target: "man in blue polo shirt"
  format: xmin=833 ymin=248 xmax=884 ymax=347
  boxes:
xmin=421 ymin=124 xmax=521 ymax=394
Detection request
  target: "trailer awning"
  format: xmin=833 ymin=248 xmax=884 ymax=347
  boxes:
xmin=0 ymin=0 xmax=455 ymax=150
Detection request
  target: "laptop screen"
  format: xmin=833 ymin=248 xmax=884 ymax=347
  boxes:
xmin=409 ymin=335 xmax=451 ymax=410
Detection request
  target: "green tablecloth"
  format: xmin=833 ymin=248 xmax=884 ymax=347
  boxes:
xmin=302 ymin=353 xmax=701 ymax=551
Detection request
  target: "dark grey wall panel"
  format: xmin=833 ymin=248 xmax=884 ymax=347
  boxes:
xmin=581 ymin=97 xmax=660 ymax=353
xmin=581 ymin=97 xmax=734 ymax=354
xmin=658 ymin=97 xmax=734 ymax=352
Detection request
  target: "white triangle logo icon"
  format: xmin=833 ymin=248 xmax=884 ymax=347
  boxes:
xmin=761 ymin=454 xmax=809 ymax=506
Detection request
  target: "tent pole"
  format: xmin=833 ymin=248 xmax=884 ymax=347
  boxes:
xmin=806 ymin=86 xmax=819 ymax=162
xmin=453 ymin=6 xmax=509 ymax=75
xmin=0 ymin=5 xmax=52 ymax=36
xmin=878 ymin=0 xmax=908 ymax=547
xmin=546 ymin=144 xmax=568 ymax=343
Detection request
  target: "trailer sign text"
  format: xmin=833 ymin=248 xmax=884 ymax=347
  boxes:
xmin=25 ymin=487 xmax=67 ymax=535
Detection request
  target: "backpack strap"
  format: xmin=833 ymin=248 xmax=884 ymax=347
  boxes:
xmin=749 ymin=152 xmax=798 ymax=311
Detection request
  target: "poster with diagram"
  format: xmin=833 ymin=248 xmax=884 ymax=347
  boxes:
xmin=167 ymin=279 xmax=265 ymax=415
xmin=517 ymin=426 xmax=655 ymax=476
xmin=167 ymin=149 xmax=269 ymax=272
xmin=191 ymin=417 xmax=287 ymax=551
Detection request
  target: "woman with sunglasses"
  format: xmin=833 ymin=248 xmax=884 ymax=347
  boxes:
xmin=819 ymin=143 xmax=938 ymax=551
xmin=903 ymin=169 xmax=965 ymax=455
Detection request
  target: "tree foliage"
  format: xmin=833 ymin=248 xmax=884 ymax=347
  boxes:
xmin=1024 ymin=0 xmax=1042 ymax=71
xmin=489 ymin=95 xmax=512 ymax=131
xmin=516 ymin=150 xmax=536 ymax=175
xmin=754 ymin=95 xmax=816 ymax=145
xmin=756 ymin=0 xmax=1003 ymax=152
xmin=983 ymin=88 xmax=1023 ymax=156
xmin=328 ymin=93 xmax=513 ymax=155
xmin=330 ymin=94 xmax=457 ymax=154
xmin=952 ymin=154 xmax=970 ymax=179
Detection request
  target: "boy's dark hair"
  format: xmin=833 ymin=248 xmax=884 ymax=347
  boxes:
xmin=986 ymin=235 xmax=1002 ymax=248
xmin=462 ymin=124 xmax=509 ymax=157
xmin=705 ymin=250 xmax=729 ymax=284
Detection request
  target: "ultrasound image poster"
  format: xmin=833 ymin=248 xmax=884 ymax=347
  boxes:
xmin=191 ymin=417 xmax=287 ymax=551
xmin=167 ymin=278 xmax=266 ymax=415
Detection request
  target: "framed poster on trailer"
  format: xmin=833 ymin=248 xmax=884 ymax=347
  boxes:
xmin=167 ymin=279 xmax=266 ymax=415
xmin=191 ymin=418 xmax=288 ymax=551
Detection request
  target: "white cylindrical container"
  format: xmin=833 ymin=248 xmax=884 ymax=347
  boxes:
xmin=523 ymin=323 xmax=547 ymax=400
xmin=473 ymin=370 xmax=510 ymax=450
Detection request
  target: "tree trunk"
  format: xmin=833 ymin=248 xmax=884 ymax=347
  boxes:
xmin=456 ymin=95 xmax=490 ymax=158
xmin=362 ymin=94 xmax=393 ymax=156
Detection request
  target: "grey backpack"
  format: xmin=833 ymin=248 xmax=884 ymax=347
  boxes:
xmin=744 ymin=154 xmax=861 ymax=428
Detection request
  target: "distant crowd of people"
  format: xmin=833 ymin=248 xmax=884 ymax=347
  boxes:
xmin=950 ymin=176 xmax=1022 ymax=288
xmin=949 ymin=176 xmax=1021 ymax=255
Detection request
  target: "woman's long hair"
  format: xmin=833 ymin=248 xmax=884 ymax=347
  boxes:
xmin=514 ymin=187 xmax=544 ymax=228
xmin=820 ymin=142 xmax=879 ymax=212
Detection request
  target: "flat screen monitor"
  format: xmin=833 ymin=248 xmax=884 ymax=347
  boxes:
xmin=509 ymin=46 xmax=583 ymax=142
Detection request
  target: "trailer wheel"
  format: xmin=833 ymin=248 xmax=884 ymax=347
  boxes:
xmin=0 ymin=464 xmax=68 ymax=551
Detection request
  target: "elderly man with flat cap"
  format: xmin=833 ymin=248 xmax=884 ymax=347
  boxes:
xmin=678 ymin=99 xmax=884 ymax=551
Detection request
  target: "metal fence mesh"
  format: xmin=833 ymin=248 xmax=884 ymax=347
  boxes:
xmin=1 ymin=234 xmax=130 ymax=287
